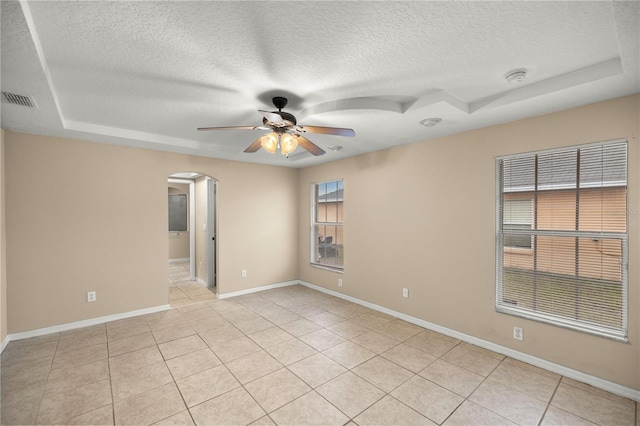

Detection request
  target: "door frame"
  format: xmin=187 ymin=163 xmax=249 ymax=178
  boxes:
xmin=168 ymin=178 xmax=196 ymax=281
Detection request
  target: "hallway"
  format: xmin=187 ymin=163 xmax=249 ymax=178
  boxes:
xmin=168 ymin=261 xmax=216 ymax=307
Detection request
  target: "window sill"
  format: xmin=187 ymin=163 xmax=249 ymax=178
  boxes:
xmin=310 ymin=263 xmax=344 ymax=273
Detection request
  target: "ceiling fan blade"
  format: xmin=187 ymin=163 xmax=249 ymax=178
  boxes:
xmin=295 ymin=125 xmax=355 ymax=137
xmin=296 ymin=135 xmax=326 ymax=156
xmin=258 ymin=110 xmax=284 ymax=123
xmin=243 ymin=137 xmax=263 ymax=153
xmin=198 ymin=125 xmax=268 ymax=131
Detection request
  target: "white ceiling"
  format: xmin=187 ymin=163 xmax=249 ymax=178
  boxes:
xmin=1 ymin=1 xmax=638 ymax=168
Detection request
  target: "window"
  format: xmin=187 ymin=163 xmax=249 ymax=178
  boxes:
xmin=503 ymin=199 xmax=533 ymax=249
xmin=311 ymin=180 xmax=344 ymax=270
xmin=496 ymin=141 xmax=628 ymax=340
xmin=168 ymin=194 xmax=188 ymax=232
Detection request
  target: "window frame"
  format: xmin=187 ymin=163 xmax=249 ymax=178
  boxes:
xmin=310 ymin=179 xmax=344 ymax=272
xmin=495 ymin=139 xmax=628 ymax=341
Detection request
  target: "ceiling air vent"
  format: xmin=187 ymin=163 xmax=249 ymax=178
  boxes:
xmin=1 ymin=91 xmax=37 ymax=108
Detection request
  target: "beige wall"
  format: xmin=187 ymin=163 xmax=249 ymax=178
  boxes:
xmin=298 ymin=94 xmax=640 ymax=390
xmin=4 ymin=132 xmax=298 ymax=332
xmin=168 ymin=183 xmax=190 ymax=260
xmin=1 ymin=129 xmax=6 ymax=344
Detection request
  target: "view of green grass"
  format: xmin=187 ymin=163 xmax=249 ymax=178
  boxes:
xmin=502 ymin=268 xmax=623 ymax=329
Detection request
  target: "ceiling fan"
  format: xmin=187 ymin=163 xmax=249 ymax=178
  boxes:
xmin=198 ymin=96 xmax=355 ymax=156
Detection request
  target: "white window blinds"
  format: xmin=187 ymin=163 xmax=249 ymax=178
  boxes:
xmin=496 ymin=140 xmax=628 ymax=340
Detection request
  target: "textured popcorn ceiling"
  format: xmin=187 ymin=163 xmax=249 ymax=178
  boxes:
xmin=1 ymin=1 xmax=638 ymax=167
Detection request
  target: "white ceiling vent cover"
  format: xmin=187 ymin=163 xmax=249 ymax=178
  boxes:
xmin=1 ymin=91 xmax=37 ymax=108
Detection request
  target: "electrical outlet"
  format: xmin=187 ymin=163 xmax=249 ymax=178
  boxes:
xmin=87 ymin=291 xmax=96 ymax=302
xmin=241 ymin=270 xmax=247 ymax=278
xmin=513 ymin=326 xmax=523 ymax=341
xmin=338 ymin=279 xmax=343 ymax=287
xmin=402 ymin=288 xmax=409 ymax=298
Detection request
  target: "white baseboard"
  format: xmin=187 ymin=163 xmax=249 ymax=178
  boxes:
xmin=1 ymin=335 xmax=9 ymax=353
xmin=169 ymin=258 xmax=189 ymax=264
xmin=195 ymin=277 xmax=209 ymax=288
xmin=217 ymin=280 xmax=298 ymax=299
xmin=5 ymin=304 xmax=171 ymax=344
xmin=299 ymin=280 xmax=640 ymax=402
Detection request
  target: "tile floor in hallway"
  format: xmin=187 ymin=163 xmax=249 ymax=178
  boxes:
xmin=1 ymin=284 xmax=638 ymax=426
xmin=169 ymin=261 xmax=216 ymax=307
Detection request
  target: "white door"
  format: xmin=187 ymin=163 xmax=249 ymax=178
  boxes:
xmin=205 ymin=179 xmax=217 ymax=289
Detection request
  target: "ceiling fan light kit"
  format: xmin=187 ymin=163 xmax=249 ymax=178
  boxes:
xmin=198 ymin=96 xmax=355 ymax=157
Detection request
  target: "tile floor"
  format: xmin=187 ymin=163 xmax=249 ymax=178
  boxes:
xmin=1 ymin=284 xmax=638 ymax=425
xmin=168 ymin=261 xmax=216 ymax=307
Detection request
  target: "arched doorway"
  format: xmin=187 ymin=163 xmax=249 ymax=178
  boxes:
xmin=168 ymin=172 xmax=217 ymax=307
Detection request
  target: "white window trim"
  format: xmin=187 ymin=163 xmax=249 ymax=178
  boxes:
xmin=310 ymin=180 xmax=344 ymax=272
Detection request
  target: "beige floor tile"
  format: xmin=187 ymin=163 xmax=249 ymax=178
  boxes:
xmin=51 ymin=342 xmax=108 ymax=370
xmin=5 ymin=333 xmax=59 ymax=348
xmin=469 ymin=378 xmax=547 ymax=425
xmin=0 ymin=381 xmax=44 ymax=426
xmin=374 ymin=320 xmax=424 ymax=341
xmin=260 ymin=309 xmax=302 ymax=325
xmin=1 ymin=356 xmax=52 ymax=390
xmin=152 ymin=409 xmax=195 ymax=425
xmin=106 ymin=321 xmax=151 ymax=341
xmin=326 ymin=320 xmax=370 ymax=339
xmin=288 ymin=353 xmax=348 ymax=388
xmin=248 ymin=326 xmax=295 ymax=349
xmin=235 ymin=317 xmax=276 ymax=334
xmin=189 ymin=292 xmax=217 ymax=303
xmin=264 ymin=339 xmax=318 ymax=365
xmin=111 ymin=361 xmax=173 ymax=401
xmin=442 ymin=400 xmax=516 ymax=426
xmin=381 ymin=343 xmax=437 ymax=373
xmin=352 ymin=356 xmax=414 ymax=393
xmin=419 ymin=359 xmax=484 ymax=397
xmin=36 ymin=378 xmax=112 ymax=424
xmin=114 ymin=382 xmax=186 ymax=425
xmin=152 ymin=322 xmax=196 ymax=344
xmin=350 ymin=313 xmax=394 ymax=329
xmin=405 ymin=330 xmax=460 ymax=357
xmin=166 ymin=347 xmax=221 ymax=380
xmin=441 ymin=343 xmax=502 ymax=377
xmin=146 ymin=310 xmax=189 ymax=331
xmin=158 ymin=334 xmax=207 ymax=360
xmin=189 ymin=315 xmax=230 ymax=334
xmin=198 ymin=324 xmax=244 ymax=346
xmin=317 ymin=371 xmax=385 ymax=418
xmin=45 ymin=359 xmax=109 ymax=395
xmin=109 ymin=345 xmax=165 ymax=377
xmin=1 ymin=340 xmax=58 ymax=366
xmin=561 ymin=377 xmax=637 ymax=409
xmin=551 ymin=382 xmax=635 ymax=426
xmin=59 ymin=324 xmax=106 ymax=342
xmin=279 ymin=318 xmax=323 ymax=337
xmin=351 ymin=331 xmax=400 ymax=354
xmin=307 ymin=311 xmax=345 ymax=327
xmin=322 ymin=341 xmax=376 ymax=369
xmin=489 ymin=358 xmax=560 ymax=402
xmin=354 ymin=395 xmax=437 ymax=426
xmin=176 ymin=364 xmax=240 ymax=407
xmin=108 ymin=330 xmax=157 ymax=357
xmin=57 ymin=332 xmax=107 ymax=354
xmin=289 ymin=304 xmax=327 ymax=318
xmin=225 ymin=350 xmax=282 ymax=384
xmin=106 ymin=315 xmax=147 ymax=330
xmin=189 ymin=387 xmax=266 ymax=426
xmin=299 ymin=328 xmax=346 ymax=351
xmin=209 ymin=335 xmax=262 ymax=363
xmin=220 ymin=308 xmax=261 ymax=324
xmin=67 ymin=404 xmax=113 ymax=425
xmin=249 ymin=415 xmax=277 ymax=426
xmin=541 ymin=406 xmax=598 ymax=426
xmin=210 ymin=299 xmax=245 ymax=314
xmin=269 ymin=390 xmax=350 ymax=426
xmin=245 ymin=368 xmax=312 ymax=413
xmin=391 ymin=375 xmax=464 ymax=424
